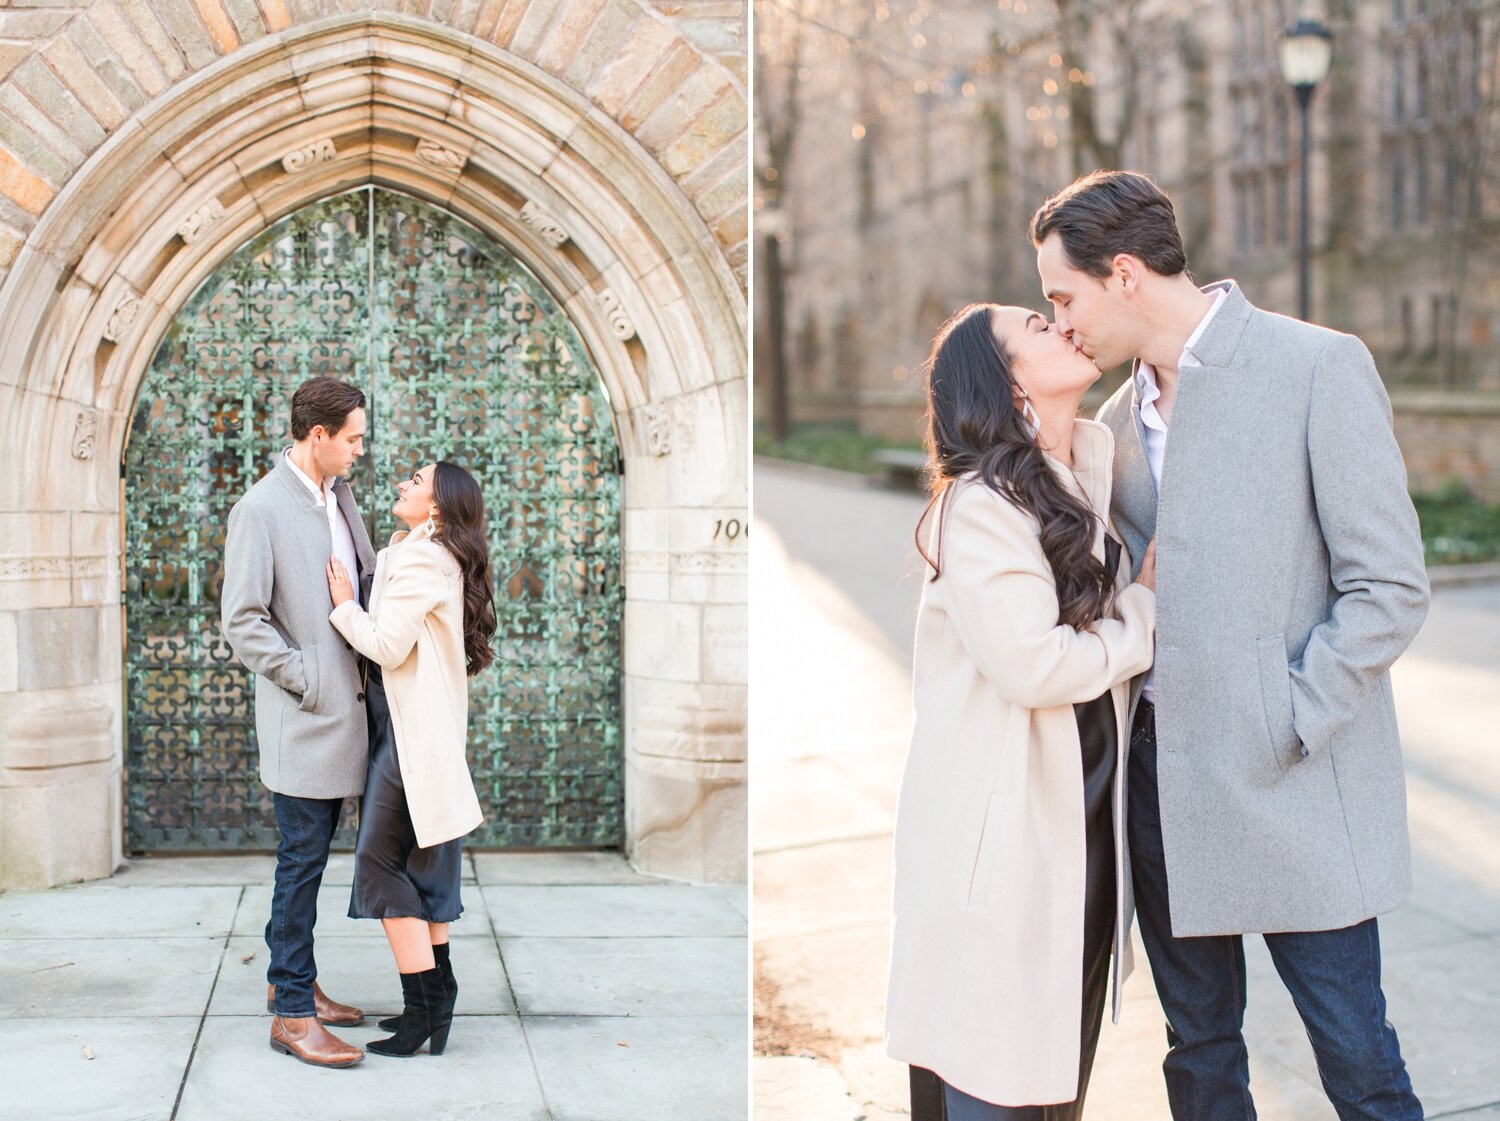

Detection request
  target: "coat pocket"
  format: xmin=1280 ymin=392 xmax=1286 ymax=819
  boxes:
xmin=965 ymin=792 xmax=1006 ymax=911
xmin=1255 ymin=634 xmax=1297 ymax=773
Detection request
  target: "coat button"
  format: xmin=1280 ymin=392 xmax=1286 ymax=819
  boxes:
xmin=356 ymin=692 xmax=365 ymax=703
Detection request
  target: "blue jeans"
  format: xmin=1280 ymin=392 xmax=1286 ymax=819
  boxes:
xmin=1128 ymin=702 xmax=1422 ymax=1121
xmin=266 ymin=793 xmax=343 ymax=1017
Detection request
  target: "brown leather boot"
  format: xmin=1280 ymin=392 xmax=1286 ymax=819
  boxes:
xmin=266 ymin=982 xmax=366 ymax=1026
xmin=269 ymin=1016 xmax=364 ymax=1068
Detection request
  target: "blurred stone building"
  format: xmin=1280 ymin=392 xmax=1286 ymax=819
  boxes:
xmin=0 ymin=0 xmax=748 ymax=888
xmin=756 ymin=0 xmax=1500 ymax=496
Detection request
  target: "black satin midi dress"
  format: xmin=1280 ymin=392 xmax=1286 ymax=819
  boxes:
xmin=347 ymin=663 xmax=464 ymax=923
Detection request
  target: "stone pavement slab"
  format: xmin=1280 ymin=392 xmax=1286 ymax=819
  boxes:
xmin=0 ymin=1017 xmax=199 ymax=1121
xmin=176 ymin=1015 xmax=547 ymax=1121
xmin=111 ymin=855 xmax=278 ymax=886
xmin=109 ymin=853 xmax=482 ymax=889
xmin=0 ymin=884 xmax=242 ymax=939
xmin=1 ymin=936 xmax=225 ymax=1017
xmin=208 ymin=935 xmax=517 ymax=1018
xmin=754 ymin=836 xmax=890 ymax=942
xmin=717 ymin=883 xmax=750 ymax=919
xmin=501 ymin=935 xmax=747 ymax=1016
xmin=527 ymin=1014 xmax=748 ymax=1121
xmin=753 ymin=1055 xmax=863 ymax=1121
xmin=0 ymin=852 xmax=748 ymax=1119
xmin=755 ymin=756 xmax=897 ymax=854
xmin=484 ymin=884 xmax=745 ymax=937
xmin=474 ymin=851 xmax=663 ymax=885
xmin=233 ymin=880 xmax=494 ymax=938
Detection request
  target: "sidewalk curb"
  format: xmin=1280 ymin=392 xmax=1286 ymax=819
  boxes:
xmin=1428 ymin=561 xmax=1500 ymax=588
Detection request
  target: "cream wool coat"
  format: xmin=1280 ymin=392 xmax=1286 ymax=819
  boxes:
xmin=885 ymin=421 xmax=1156 ymax=1107
xmin=329 ymin=520 xmax=483 ymax=848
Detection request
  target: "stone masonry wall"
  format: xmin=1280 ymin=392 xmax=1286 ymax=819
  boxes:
xmin=1392 ymin=395 xmax=1500 ymax=504
xmin=0 ymin=0 xmax=747 ymax=287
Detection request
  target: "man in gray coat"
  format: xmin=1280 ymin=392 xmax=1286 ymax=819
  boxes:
xmin=1031 ymin=171 xmax=1429 ymax=1120
xmin=221 ymin=376 xmax=378 ymax=1068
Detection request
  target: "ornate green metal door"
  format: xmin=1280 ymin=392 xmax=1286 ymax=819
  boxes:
xmin=124 ymin=187 xmax=624 ymax=851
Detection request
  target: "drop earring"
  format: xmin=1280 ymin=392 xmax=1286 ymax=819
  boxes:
xmin=1017 ymin=391 xmax=1041 ymax=439
xmin=424 ymin=508 xmax=438 ymax=535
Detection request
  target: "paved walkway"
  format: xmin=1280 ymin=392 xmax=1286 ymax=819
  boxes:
xmin=1 ymin=851 xmax=747 ymax=1121
xmin=753 ymin=459 xmax=1500 ymax=1121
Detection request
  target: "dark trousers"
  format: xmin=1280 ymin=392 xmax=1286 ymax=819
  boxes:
xmin=1128 ymin=701 xmax=1423 ymax=1121
xmin=266 ymin=792 xmax=343 ymax=1017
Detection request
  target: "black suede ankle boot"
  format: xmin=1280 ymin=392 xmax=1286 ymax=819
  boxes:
xmin=367 ymin=967 xmax=452 ymax=1057
xmin=379 ymin=944 xmax=455 ymax=1032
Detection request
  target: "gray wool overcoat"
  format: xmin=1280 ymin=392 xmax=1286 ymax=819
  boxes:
xmin=220 ymin=450 xmax=378 ymax=799
xmin=1097 ymin=280 xmax=1430 ymax=938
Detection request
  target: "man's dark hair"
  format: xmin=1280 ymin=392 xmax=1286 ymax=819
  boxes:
xmin=1029 ymin=169 xmax=1188 ymax=279
xmin=289 ymin=377 xmax=365 ymax=441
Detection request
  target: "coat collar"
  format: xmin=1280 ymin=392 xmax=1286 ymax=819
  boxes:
xmin=272 ymin=447 xmax=325 ymax=510
xmin=1124 ymin=279 xmax=1256 ymax=388
xmin=1042 ymin=418 xmax=1115 ymax=520
xmin=387 ymin=516 xmax=438 ymax=550
xmin=954 ymin=419 xmax=1115 ymax=515
xmin=1178 ymin=279 xmax=1254 ymax=369
xmin=272 ymin=446 xmax=357 ymax=507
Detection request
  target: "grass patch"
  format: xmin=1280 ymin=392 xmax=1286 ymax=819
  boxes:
xmin=753 ymin=422 xmax=921 ymax=476
xmin=1414 ymin=483 xmax=1500 ymax=565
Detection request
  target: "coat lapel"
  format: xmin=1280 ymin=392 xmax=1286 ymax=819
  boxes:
xmin=332 ymin=477 xmax=377 ymax=577
xmin=1105 ymin=374 xmax=1157 ymax=575
xmin=272 ymin=449 xmax=325 ymax=511
xmin=1182 ymin=280 xmax=1254 ymax=370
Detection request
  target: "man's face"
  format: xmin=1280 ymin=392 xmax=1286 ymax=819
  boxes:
xmin=1036 ymin=233 xmax=1137 ymax=372
xmin=311 ymin=407 xmax=366 ymax=479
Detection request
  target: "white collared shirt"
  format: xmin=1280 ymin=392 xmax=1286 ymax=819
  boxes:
xmin=285 ymin=448 xmax=360 ymax=592
xmin=1135 ymin=284 xmax=1226 ymax=702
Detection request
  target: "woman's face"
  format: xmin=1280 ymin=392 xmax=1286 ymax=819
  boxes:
xmin=393 ymin=463 xmax=438 ymax=527
xmin=988 ymin=305 xmax=1102 ymax=403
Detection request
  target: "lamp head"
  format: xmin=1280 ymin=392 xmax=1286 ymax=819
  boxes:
xmin=1280 ymin=18 xmax=1333 ymax=91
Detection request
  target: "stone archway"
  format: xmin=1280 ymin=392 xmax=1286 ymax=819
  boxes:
xmin=0 ymin=14 xmax=746 ymax=886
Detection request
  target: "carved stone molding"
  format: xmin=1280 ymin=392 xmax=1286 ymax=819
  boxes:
xmin=672 ymin=551 xmax=747 ymax=574
xmin=623 ymin=549 xmax=671 ymax=571
xmin=281 ymin=137 xmax=336 ymax=173
xmin=641 ymin=404 xmax=671 ymax=457
xmin=597 ymin=287 xmax=635 ymax=341
xmin=520 ymin=200 xmax=569 ymax=246
xmin=178 ymin=198 xmax=226 ymax=245
xmin=415 ymin=138 xmax=466 ymax=172
xmin=624 ymin=550 xmax=746 ymax=574
xmin=0 ymin=555 xmax=108 ymax=579
xmin=72 ymin=410 xmax=98 ymax=460
xmin=102 ymin=295 xmax=140 ymax=343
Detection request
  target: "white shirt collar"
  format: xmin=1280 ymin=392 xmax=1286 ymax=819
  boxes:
xmin=1136 ymin=284 xmax=1228 ymax=399
xmin=284 ymin=447 xmax=336 ymax=504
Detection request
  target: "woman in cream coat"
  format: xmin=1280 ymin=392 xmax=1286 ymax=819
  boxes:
xmin=325 ymin=460 xmax=496 ymax=1058
xmin=886 ymin=304 xmax=1157 ymax=1119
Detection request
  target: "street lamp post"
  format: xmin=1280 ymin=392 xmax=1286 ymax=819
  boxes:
xmin=1279 ymin=18 xmax=1334 ymax=324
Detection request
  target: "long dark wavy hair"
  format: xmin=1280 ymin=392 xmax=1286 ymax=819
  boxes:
xmin=431 ymin=461 xmax=498 ymax=675
xmin=915 ymin=303 xmax=1116 ymax=630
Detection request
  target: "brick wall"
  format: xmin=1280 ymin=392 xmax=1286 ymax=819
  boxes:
xmin=0 ymin=0 xmax=747 ymax=285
